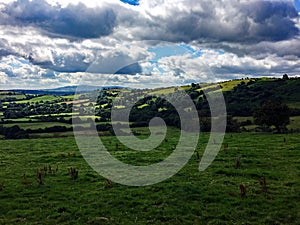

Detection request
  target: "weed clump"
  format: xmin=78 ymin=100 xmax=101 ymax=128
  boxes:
xmin=235 ymin=155 xmax=241 ymax=169
xmin=195 ymin=151 xmax=200 ymax=160
xmin=223 ymin=143 xmax=229 ymax=151
xmin=240 ymin=184 xmax=246 ymax=198
xmin=57 ymin=207 xmax=67 ymax=213
xmin=105 ymin=178 xmax=113 ymax=188
xmin=69 ymin=167 xmax=78 ymax=180
xmin=260 ymin=177 xmax=268 ymax=197
xmin=42 ymin=165 xmax=58 ymax=175
xmin=36 ymin=170 xmax=44 ymax=185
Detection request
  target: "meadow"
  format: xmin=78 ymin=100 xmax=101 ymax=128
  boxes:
xmin=0 ymin=130 xmax=299 ymax=224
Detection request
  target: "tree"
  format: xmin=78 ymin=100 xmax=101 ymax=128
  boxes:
xmin=1 ymin=125 xmax=29 ymax=139
xmin=282 ymin=74 xmax=289 ymax=80
xmin=254 ymin=101 xmax=290 ymax=133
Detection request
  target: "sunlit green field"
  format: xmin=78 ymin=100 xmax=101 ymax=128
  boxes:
xmin=0 ymin=94 xmax=26 ymax=101
xmin=289 ymin=116 xmax=300 ymax=130
xmin=0 ymin=131 xmax=299 ymax=224
xmin=235 ymin=116 xmax=300 ymax=131
xmin=16 ymin=95 xmax=63 ymax=104
xmin=220 ymin=79 xmax=251 ymax=92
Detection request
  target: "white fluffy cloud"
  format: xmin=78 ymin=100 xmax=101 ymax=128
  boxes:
xmin=0 ymin=71 xmax=8 ymax=84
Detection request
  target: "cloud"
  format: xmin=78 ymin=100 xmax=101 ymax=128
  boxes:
xmin=0 ymin=26 xmax=93 ymax=72
xmin=0 ymin=0 xmax=300 ymax=89
xmin=127 ymin=0 xmax=299 ymax=43
xmin=0 ymin=72 xmax=8 ymax=84
xmin=86 ymin=42 xmax=152 ymax=74
xmin=1 ymin=0 xmax=117 ymax=39
xmin=115 ymin=63 xmax=142 ymax=75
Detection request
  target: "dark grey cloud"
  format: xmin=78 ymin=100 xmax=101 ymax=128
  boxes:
xmin=41 ymin=70 xmax=56 ymax=79
xmin=0 ymin=49 xmax=13 ymax=59
xmin=115 ymin=63 xmax=142 ymax=75
xmin=1 ymin=0 xmax=117 ymax=39
xmin=132 ymin=0 xmax=298 ymax=44
xmin=31 ymin=59 xmax=89 ymax=73
xmin=0 ymin=39 xmax=16 ymax=59
xmin=28 ymin=52 xmax=90 ymax=73
xmin=243 ymin=1 xmax=298 ymax=41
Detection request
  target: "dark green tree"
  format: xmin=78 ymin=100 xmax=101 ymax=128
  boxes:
xmin=254 ymin=101 xmax=290 ymax=133
xmin=282 ymin=74 xmax=289 ymax=80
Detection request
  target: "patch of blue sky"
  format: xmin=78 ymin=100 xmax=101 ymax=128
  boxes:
xmin=215 ymin=49 xmax=225 ymax=55
xmin=146 ymin=44 xmax=227 ymax=75
xmin=178 ymin=43 xmax=202 ymax=58
xmin=8 ymin=56 xmax=31 ymax=69
xmin=294 ymin=0 xmax=300 ymax=12
xmin=148 ymin=43 xmax=227 ymax=63
xmin=148 ymin=44 xmax=191 ymax=61
xmin=120 ymin=0 xmax=139 ymax=6
xmin=143 ymin=62 xmax=165 ymax=75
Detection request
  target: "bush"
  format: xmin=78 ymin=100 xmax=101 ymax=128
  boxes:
xmin=0 ymin=125 xmax=29 ymax=139
xmin=96 ymin=124 xmax=112 ymax=131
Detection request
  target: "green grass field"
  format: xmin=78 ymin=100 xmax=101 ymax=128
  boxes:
xmin=61 ymin=95 xmax=78 ymax=100
xmin=0 ymin=131 xmax=299 ymax=224
xmin=235 ymin=116 xmax=300 ymax=131
xmin=3 ymin=118 xmax=39 ymax=122
xmin=288 ymin=116 xmax=300 ymax=130
xmin=150 ymin=87 xmax=178 ymax=95
xmin=287 ymin=102 xmax=300 ymax=109
xmin=16 ymin=95 xmax=63 ymax=104
xmin=0 ymin=94 xmax=26 ymax=101
xmin=220 ymin=79 xmax=251 ymax=92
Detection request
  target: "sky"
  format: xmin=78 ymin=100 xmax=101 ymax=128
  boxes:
xmin=0 ymin=0 xmax=300 ymax=89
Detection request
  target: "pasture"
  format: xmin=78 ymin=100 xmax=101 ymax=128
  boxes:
xmin=16 ymin=95 xmax=63 ymax=104
xmin=0 ymin=131 xmax=299 ymax=224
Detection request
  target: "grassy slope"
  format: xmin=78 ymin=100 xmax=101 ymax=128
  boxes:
xmin=0 ymin=94 xmax=26 ymax=101
xmin=0 ymin=132 xmax=299 ymax=224
xmin=16 ymin=95 xmax=63 ymax=104
xmin=288 ymin=116 xmax=300 ymax=130
xmin=220 ymin=79 xmax=251 ymax=92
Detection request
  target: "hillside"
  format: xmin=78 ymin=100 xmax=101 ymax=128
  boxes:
xmin=139 ymin=76 xmax=300 ymax=117
xmin=1 ymin=76 xmax=300 ymax=135
xmin=221 ymin=77 xmax=300 ymax=116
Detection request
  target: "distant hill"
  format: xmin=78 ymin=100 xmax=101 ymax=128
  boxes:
xmin=10 ymin=85 xmax=125 ymax=95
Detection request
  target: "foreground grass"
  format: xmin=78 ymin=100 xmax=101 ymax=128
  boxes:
xmin=0 ymin=132 xmax=299 ymax=224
